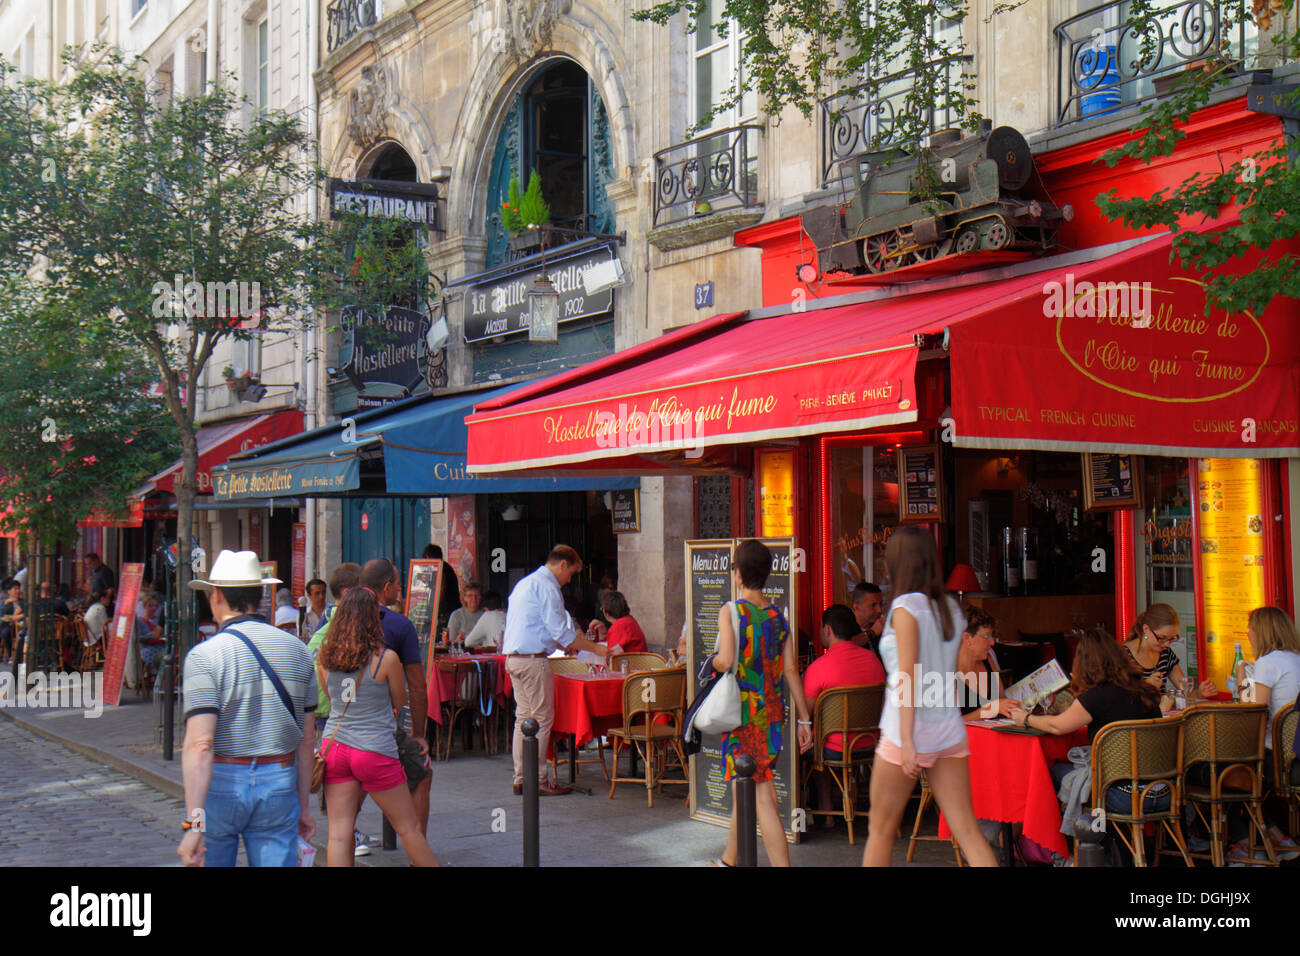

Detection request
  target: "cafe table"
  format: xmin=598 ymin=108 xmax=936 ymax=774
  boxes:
xmin=552 ymin=670 xmax=627 ymax=784
xmin=939 ymin=721 xmax=1087 ymax=865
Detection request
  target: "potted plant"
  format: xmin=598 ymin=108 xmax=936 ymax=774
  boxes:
xmin=223 ymin=366 xmax=259 ymax=391
xmin=502 ymin=169 xmax=552 ymax=254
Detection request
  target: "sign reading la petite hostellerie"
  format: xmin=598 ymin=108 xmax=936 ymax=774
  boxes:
xmin=462 ymin=245 xmax=616 ymax=343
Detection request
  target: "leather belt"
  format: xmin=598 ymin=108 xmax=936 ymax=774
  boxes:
xmin=507 ymin=652 xmax=549 ymax=659
xmin=214 ymin=752 xmax=295 ymax=766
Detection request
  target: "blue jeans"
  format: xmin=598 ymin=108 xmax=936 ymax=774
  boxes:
xmin=204 ymin=760 xmax=301 ymax=867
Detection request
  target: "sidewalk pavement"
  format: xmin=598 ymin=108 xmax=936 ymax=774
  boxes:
xmin=0 ymin=685 xmax=964 ymax=867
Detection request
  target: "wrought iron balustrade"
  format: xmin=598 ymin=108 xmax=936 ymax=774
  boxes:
xmin=1055 ymin=0 xmax=1256 ymax=124
xmin=819 ymin=56 xmax=970 ymax=186
xmin=651 ymin=124 xmax=762 ymax=227
xmin=326 ymin=0 xmax=380 ymax=53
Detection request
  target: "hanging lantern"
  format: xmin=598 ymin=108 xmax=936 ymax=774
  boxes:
xmin=528 ymin=271 xmax=559 ymax=343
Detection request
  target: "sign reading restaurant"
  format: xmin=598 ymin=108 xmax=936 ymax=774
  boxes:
xmin=327 ymin=178 xmax=444 ymax=231
xmin=463 ymin=245 xmax=616 ymax=343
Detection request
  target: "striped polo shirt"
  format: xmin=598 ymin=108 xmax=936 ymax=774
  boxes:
xmin=183 ymin=615 xmax=318 ymax=756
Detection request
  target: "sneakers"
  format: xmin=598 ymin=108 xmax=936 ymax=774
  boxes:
xmin=353 ymin=830 xmax=371 ymax=858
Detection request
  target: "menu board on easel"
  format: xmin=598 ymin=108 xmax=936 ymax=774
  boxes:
xmin=1082 ymin=452 xmax=1142 ymax=510
xmin=687 ymin=537 xmax=800 ymax=843
xmin=1196 ymin=458 xmax=1266 ymax=689
xmin=102 ymin=563 xmax=144 ymax=708
xmin=898 ymin=445 xmax=943 ymax=522
xmin=405 ymin=558 xmax=443 ymax=675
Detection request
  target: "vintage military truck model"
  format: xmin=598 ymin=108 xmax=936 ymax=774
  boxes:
xmin=805 ymin=125 xmax=1073 ymax=275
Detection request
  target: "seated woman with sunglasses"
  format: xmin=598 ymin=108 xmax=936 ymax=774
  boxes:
xmin=1122 ymin=603 xmax=1217 ymax=700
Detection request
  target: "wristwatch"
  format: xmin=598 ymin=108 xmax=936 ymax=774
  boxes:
xmin=1022 ymin=712 xmax=1032 ymax=729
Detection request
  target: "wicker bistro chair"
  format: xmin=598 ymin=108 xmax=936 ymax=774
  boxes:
xmin=1269 ymin=701 xmax=1299 ymax=838
xmin=73 ymin=617 xmax=103 ymax=673
xmin=435 ymin=659 xmax=480 ymax=760
xmin=1181 ymin=702 xmax=1275 ymax=867
xmin=1089 ymin=715 xmax=1191 ymax=867
xmin=607 ymin=667 xmax=688 ymax=807
xmin=547 ymin=656 xmax=611 ymax=780
xmin=610 ymin=652 xmax=667 ymax=673
xmin=801 ymin=683 xmax=885 ymax=844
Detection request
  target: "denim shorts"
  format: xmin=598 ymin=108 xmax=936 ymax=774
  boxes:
xmin=203 ymin=760 xmax=300 ymax=867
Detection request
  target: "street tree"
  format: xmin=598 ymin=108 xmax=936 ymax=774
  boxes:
xmin=0 ymin=48 xmax=428 ymax=621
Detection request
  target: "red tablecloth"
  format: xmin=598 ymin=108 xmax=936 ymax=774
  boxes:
xmin=427 ymin=654 xmax=507 ymax=724
xmin=938 ymin=724 xmax=1087 ymax=857
xmin=553 ymin=673 xmax=626 ymax=747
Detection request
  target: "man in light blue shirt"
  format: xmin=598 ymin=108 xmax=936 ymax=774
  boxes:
xmin=504 ymin=545 xmax=607 ymax=796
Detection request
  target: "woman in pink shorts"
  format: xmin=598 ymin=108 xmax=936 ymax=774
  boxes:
xmin=317 ymin=587 xmax=440 ymax=866
xmin=863 ymin=526 xmax=997 ymax=867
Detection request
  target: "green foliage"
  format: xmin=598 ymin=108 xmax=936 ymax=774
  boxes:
xmin=500 ymin=170 xmax=550 ymax=235
xmin=0 ymin=48 xmax=426 ymax=551
xmin=1096 ymin=6 xmax=1300 ymax=314
xmin=633 ymin=0 xmax=982 ymax=162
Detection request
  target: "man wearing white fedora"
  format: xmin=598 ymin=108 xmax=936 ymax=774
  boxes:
xmin=177 ymin=550 xmax=318 ymax=867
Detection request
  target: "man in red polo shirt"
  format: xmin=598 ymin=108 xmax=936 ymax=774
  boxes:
xmin=802 ymin=604 xmax=887 ymax=827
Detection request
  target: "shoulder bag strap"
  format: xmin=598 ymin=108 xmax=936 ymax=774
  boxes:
xmin=728 ymin=601 xmax=743 ymax=677
xmin=321 ymin=663 xmax=365 ymax=758
xmin=225 ymin=624 xmax=297 ymax=722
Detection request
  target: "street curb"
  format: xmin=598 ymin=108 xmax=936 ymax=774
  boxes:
xmin=0 ymin=707 xmax=345 ymax=866
xmin=0 ymin=706 xmax=184 ymax=801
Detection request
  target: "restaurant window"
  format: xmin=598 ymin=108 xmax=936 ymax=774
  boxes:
xmin=829 ymin=443 xmax=900 ymax=607
xmin=1139 ymin=456 xmax=1196 ymax=677
xmin=696 ymin=475 xmax=732 ymax=539
xmin=256 ymin=18 xmax=269 ymax=110
xmin=689 ymin=0 xmax=758 ymax=200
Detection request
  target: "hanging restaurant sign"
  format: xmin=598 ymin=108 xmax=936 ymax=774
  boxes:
xmin=327 ymin=178 xmax=445 ymax=231
xmin=462 ymin=245 xmax=616 ymax=343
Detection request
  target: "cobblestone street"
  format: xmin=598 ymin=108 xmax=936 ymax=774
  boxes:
xmin=0 ymin=719 xmax=187 ymax=867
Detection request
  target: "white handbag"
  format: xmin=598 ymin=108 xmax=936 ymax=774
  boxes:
xmin=693 ymin=602 xmax=744 ymax=735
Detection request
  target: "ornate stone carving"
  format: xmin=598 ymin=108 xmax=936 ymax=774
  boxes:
xmin=498 ymin=0 xmax=571 ymax=62
xmin=347 ymin=65 xmax=392 ymax=149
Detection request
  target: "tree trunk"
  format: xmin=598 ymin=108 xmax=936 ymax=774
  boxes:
xmin=175 ymin=422 xmax=199 ymax=654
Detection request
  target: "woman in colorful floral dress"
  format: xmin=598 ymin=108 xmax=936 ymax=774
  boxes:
xmin=711 ymin=539 xmax=811 ymax=866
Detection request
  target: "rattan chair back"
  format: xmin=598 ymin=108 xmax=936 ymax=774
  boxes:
xmin=1273 ymin=701 xmax=1298 ymax=790
xmin=549 ymin=657 xmax=588 ymax=675
xmin=618 ymin=666 xmax=686 ymax=735
xmin=813 ymin=684 xmax=885 ymax=766
xmin=1091 ymin=716 xmax=1182 ymax=819
xmin=610 ymin=652 xmax=667 ymax=672
xmin=1182 ymin=702 xmax=1268 ymax=775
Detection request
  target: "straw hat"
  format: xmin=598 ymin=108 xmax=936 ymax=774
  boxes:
xmin=188 ymin=550 xmax=281 ymax=591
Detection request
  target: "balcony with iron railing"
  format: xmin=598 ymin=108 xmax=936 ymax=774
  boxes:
xmin=326 ymin=0 xmax=381 ymax=53
xmin=1054 ymin=0 xmax=1283 ymax=125
xmin=650 ymin=123 xmax=763 ymax=230
xmin=819 ymin=56 xmax=970 ymax=186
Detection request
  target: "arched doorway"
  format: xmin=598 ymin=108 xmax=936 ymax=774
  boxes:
xmin=484 ymin=58 xmax=615 ymax=268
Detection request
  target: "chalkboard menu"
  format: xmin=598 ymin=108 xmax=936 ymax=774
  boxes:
xmin=686 ymin=537 xmax=800 ymax=843
xmin=1082 ymin=452 xmax=1142 ymax=510
xmin=257 ymin=561 xmax=279 ymax=622
xmin=405 ymin=559 xmax=443 ymax=673
xmin=898 ymin=444 xmax=943 ymax=522
xmin=611 ymin=489 xmax=640 ymax=534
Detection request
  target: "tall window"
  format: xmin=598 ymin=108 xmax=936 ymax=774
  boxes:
xmin=256 ymin=18 xmax=269 ymax=110
xmin=131 ymin=0 xmax=147 ymax=17
xmin=691 ymin=0 xmax=757 ymax=134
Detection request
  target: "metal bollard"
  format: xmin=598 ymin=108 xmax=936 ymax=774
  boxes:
xmin=1073 ymin=814 xmax=1107 ymax=867
xmin=522 ymin=718 xmax=540 ymax=867
xmin=162 ymin=651 xmax=175 ymax=761
xmin=734 ymin=754 xmax=758 ymax=867
xmin=382 ymin=815 xmax=397 ymax=851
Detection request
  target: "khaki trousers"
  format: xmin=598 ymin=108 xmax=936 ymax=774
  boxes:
xmin=506 ymin=656 xmax=554 ymax=786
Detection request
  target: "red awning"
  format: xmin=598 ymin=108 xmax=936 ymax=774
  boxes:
xmin=143 ymin=409 xmax=305 ymax=496
xmin=466 ymin=300 xmax=957 ymax=473
xmin=948 ymin=230 xmax=1300 ymax=457
xmin=468 ymin=226 xmax=1299 ymax=474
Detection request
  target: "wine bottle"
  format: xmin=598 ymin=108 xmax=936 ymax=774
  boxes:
xmin=1020 ymin=527 xmax=1038 ymax=596
xmin=1001 ymin=527 xmax=1020 ymax=596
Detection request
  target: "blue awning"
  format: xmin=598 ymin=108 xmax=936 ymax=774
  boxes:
xmin=212 ymin=384 xmax=637 ymax=501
